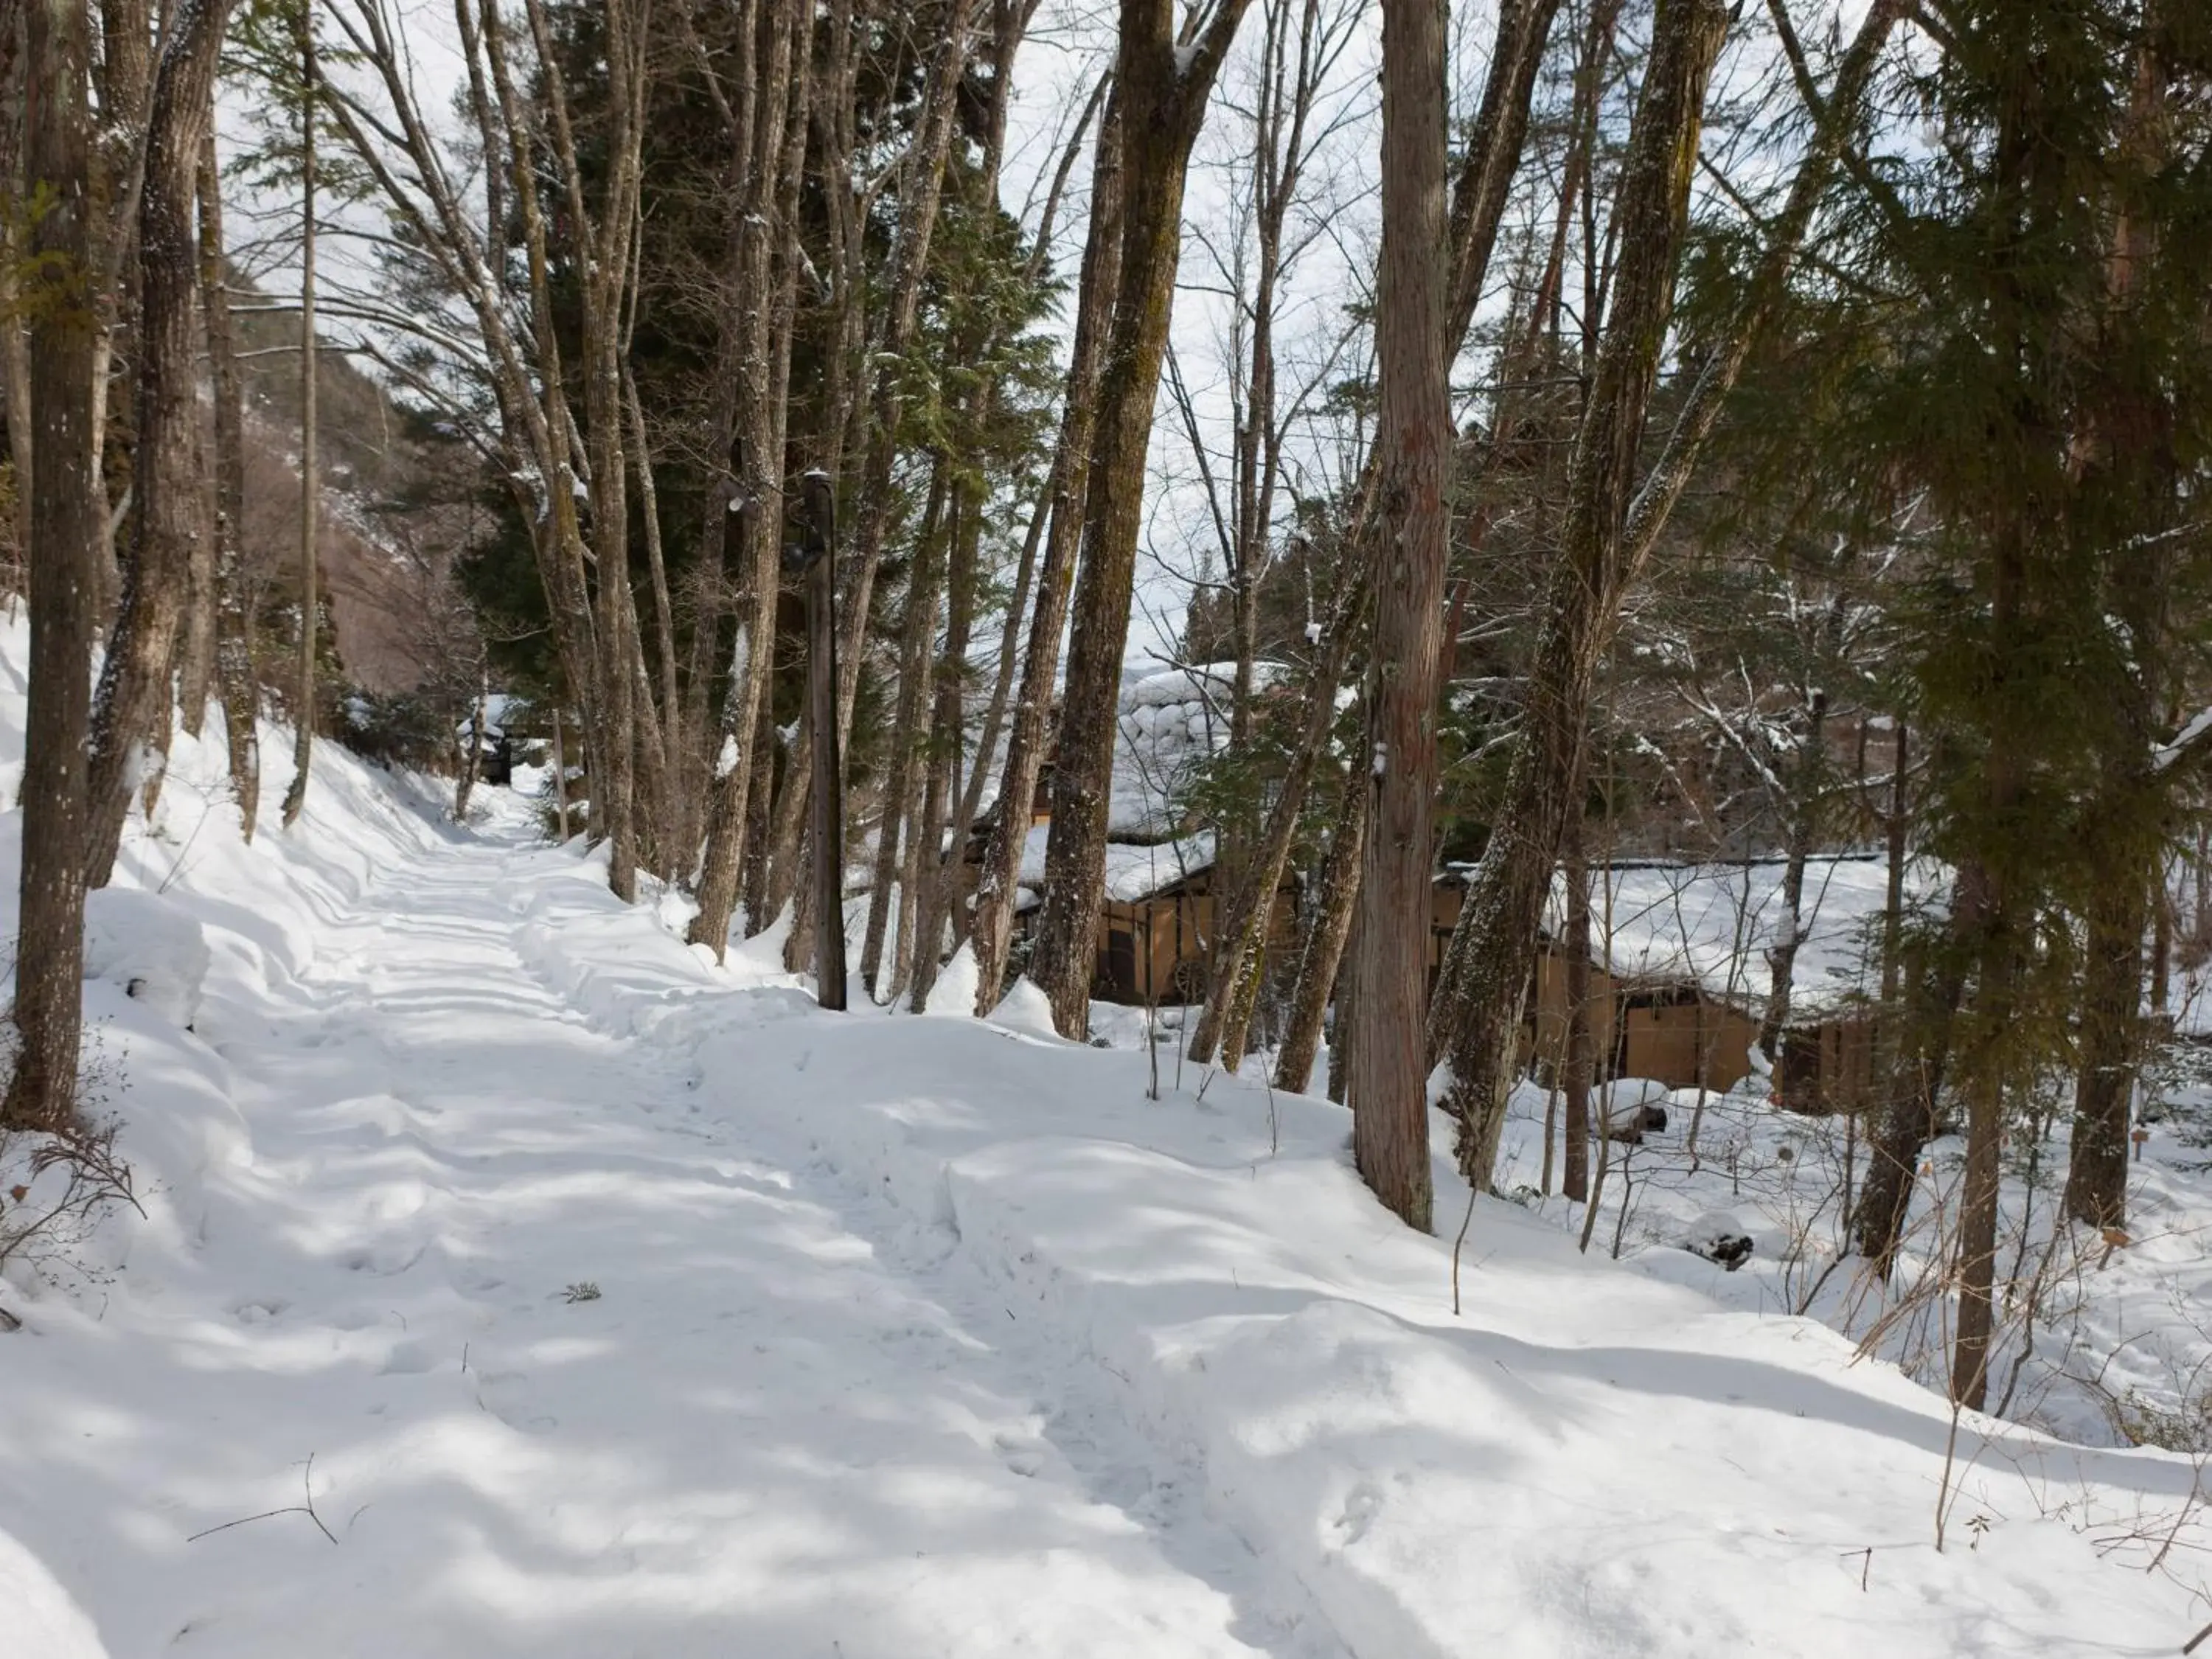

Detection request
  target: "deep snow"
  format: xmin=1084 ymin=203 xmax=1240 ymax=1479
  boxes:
xmin=1 ymin=636 xmax=2209 ymax=1652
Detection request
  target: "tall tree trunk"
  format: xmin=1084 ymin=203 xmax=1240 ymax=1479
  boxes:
xmin=1186 ymin=0 xmax=1559 ymax=1070
xmin=861 ymin=459 xmax=949 ymax=995
xmin=173 ymin=85 xmax=222 ymax=737
xmin=741 ymin=686 xmax=776 ymax=928
xmin=2059 ymin=11 xmax=2174 ymax=1235
xmin=1758 ymin=687 xmax=1826 ymax=1057
xmin=908 ymin=474 xmax=983 ymax=1010
xmin=825 ymin=0 xmax=977 ymax=747
xmin=1561 ymin=808 xmax=1594 ymax=1203
xmin=686 ymin=0 xmax=811 ymax=957
xmin=0 ymin=0 xmax=32 ymax=574
xmin=624 ymin=364 xmax=682 ymax=878
xmin=1854 ymin=719 xmax=1918 ymax=1269
xmin=196 ymin=131 xmax=258 ymax=837
xmin=2064 ymin=878 xmax=2145 ymax=1230
xmin=175 ymin=283 xmax=215 ymax=735
xmin=279 ymin=14 xmax=319 ymax=832
xmin=1273 ymin=748 xmax=1367 ymax=1094
xmin=1346 ymin=0 xmax=1453 ymax=1231
xmin=1952 ymin=859 xmax=2014 ymax=1412
xmin=965 ymin=86 xmax=1125 ymax=1014
xmin=550 ymin=703 xmax=571 ymax=840
xmin=1856 ymin=871 xmax=1978 ymax=1277
xmin=1328 ymin=903 xmax=1360 ymax=1104
xmin=909 ymin=0 xmax=1054 ymax=995
xmin=1028 ymin=0 xmax=1255 ymax=1037
xmin=83 ymin=0 xmax=240 ymax=884
xmin=3 ymin=0 xmax=99 ymax=1132
xmin=86 ymin=0 xmax=150 ymax=625
xmin=1432 ymin=0 xmax=1728 ymax=1188
xmin=455 ymin=679 xmax=487 ymax=821
xmin=760 ymin=0 xmax=980 ymax=934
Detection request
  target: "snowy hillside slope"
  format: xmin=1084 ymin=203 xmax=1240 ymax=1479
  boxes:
xmin=0 ymin=608 xmax=2205 ymax=1654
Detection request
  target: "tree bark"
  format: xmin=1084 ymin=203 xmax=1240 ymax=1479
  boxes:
xmin=2059 ymin=10 xmax=2174 ymax=1234
xmin=551 ymin=703 xmax=571 ymax=840
xmin=175 ymin=274 xmax=215 ymax=735
xmin=860 ymin=459 xmax=949 ymax=995
xmin=907 ymin=473 xmax=983 ymax=1010
xmin=3 ymin=0 xmax=99 ymax=1133
xmin=2065 ymin=879 xmax=2144 ymax=1230
xmin=1432 ymin=0 xmax=1728 ymax=1188
xmin=1562 ymin=809 xmax=1593 ymax=1203
xmin=686 ymin=0 xmax=811 ymax=957
xmin=1855 ymin=871 xmax=1978 ymax=1277
xmin=83 ymin=0 xmax=240 ymax=884
xmin=0 ymin=0 xmax=32 ymax=574
xmin=825 ymin=0 xmax=978 ymax=748
xmin=623 ymin=363 xmax=681 ymax=878
xmin=761 ymin=0 xmax=980 ymax=928
xmin=1758 ymin=687 xmax=1826 ymax=1058
xmin=965 ymin=86 xmax=1125 ymax=1014
xmin=1273 ymin=747 xmax=1366 ymax=1094
xmin=1952 ymin=857 xmax=2014 ymax=1411
xmin=1345 ymin=0 xmax=1454 ymax=1232
xmin=1028 ymin=0 xmax=1255 ymax=1038
xmin=279 ymin=13 xmax=318 ymax=832
xmin=194 ymin=128 xmax=258 ymax=838
xmin=1328 ymin=902 xmax=1359 ymax=1103
xmin=1186 ymin=0 xmax=1560 ymax=1071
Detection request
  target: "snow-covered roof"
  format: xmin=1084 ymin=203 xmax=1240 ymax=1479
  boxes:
xmin=1525 ymin=855 xmax=1949 ymax=1018
xmin=1017 ymin=823 xmax=1217 ymax=904
xmin=455 ymin=693 xmax=523 ymax=741
xmin=1108 ymin=661 xmax=1284 ymax=839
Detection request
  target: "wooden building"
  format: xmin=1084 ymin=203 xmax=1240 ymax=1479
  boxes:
xmin=1093 ymin=859 xmax=1299 ymax=1006
xmin=1431 ymin=868 xmax=1794 ymax=1097
xmin=1774 ymin=1013 xmax=1882 ymax=1115
xmin=1004 ymin=835 xmax=1299 ymax=1007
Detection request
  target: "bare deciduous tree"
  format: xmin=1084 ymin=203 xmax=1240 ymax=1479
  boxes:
xmin=4 ymin=0 xmax=100 ymax=1132
xmin=83 ymin=0 xmax=243 ymax=884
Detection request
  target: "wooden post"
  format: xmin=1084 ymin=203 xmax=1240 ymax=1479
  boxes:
xmin=796 ymin=470 xmax=849 ymax=1010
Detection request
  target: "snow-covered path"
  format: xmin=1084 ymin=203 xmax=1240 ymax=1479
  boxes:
xmin=8 ymin=818 xmax=1340 ymax=1658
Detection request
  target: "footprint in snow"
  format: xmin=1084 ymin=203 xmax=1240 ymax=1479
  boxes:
xmin=474 ymin=1369 xmax=558 ymax=1436
xmin=993 ymin=1430 xmax=1047 ymax=1478
xmin=1332 ymin=1482 xmax=1382 ymax=1548
xmin=379 ymin=1338 xmax=441 ymax=1376
xmin=341 ymin=1241 xmax=427 ymax=1276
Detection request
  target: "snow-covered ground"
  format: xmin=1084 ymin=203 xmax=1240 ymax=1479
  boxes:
xmin=2 ymin=622 xmax=2210 ymax=1652
xmin=1489 ymin=1057 xmax=2212 ymax=1461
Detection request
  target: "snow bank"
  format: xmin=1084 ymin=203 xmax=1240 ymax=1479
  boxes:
xmin=83 ymin=888 xmax=210 ymax=1031
xmin=647 ymin=991 xmax=2207 ymax=1657
xmin=990 ymin=976 xmax=1057 ymax=1036
xmin=922 ymin=942 xmax=981 ymax=1015
xmin=0 ymin=616 xmax=459 ymax=1312
xmin=0 ymin=1524 xmax=110 ymax=1659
